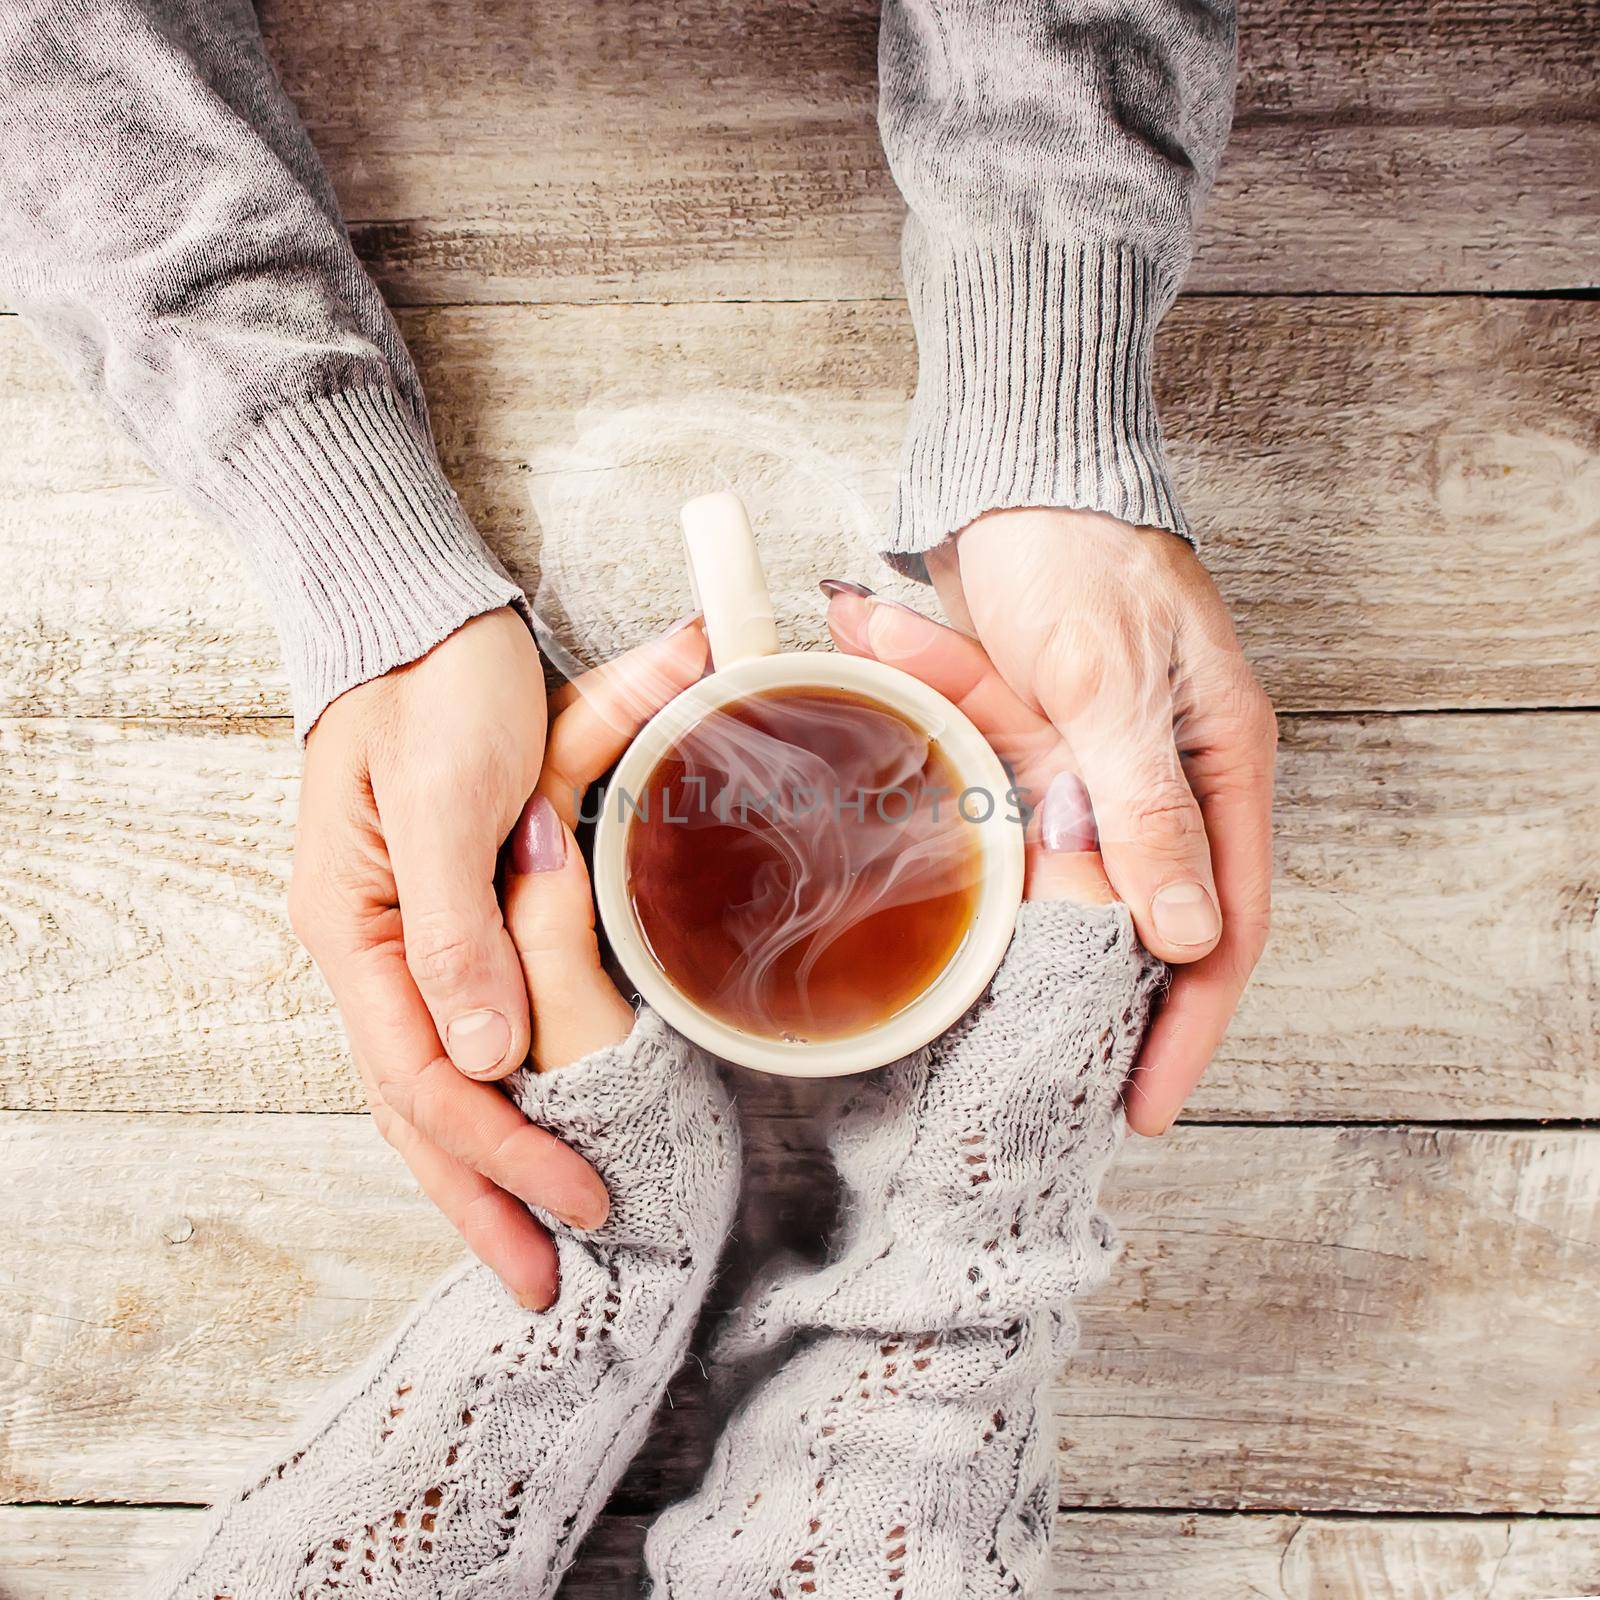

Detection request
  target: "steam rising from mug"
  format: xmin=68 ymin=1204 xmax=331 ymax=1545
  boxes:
xmin=624 ymin=687 xmax=984 ymax=1042
xmin=591 ymin=490 xmax=1024 ymax=1078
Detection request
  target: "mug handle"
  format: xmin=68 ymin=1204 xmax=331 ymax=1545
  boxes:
xmin=680 ymin=492 xmax=781 ymax=670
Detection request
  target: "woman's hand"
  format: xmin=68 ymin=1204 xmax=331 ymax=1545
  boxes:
xmin=824 ymin=584 xmax=1114 ymax=903
xmin=291 ymin=607 xmax=708 ymax=1307
xmin=914 ymin=509 xmax=1275 ymax=1134
xmin=822 ymin=584 xmax=1184 ymax=1114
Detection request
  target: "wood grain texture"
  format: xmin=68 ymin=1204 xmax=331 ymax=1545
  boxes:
xmin=0 ymin=0 xmax=1593 ymax=1575
xmin=3 ymin=712 xmax=1594 ymax=1122
xmin=0 ymin=1117 xmax=1595 ymax=1514
xmin=0 ymin=1508 xmax=201 ymax=1600
xmin=2 ymin=296 xmax=1596 ymax=719
xmin=247 ymin=0 xmax=1600 ymax=300
xmin=1047 ymin=1514 xmax=1600 ymax=1598
xmin=4 ymin=1507 xmax=1599 ymax=1600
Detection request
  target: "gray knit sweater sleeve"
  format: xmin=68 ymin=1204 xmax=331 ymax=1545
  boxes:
xmin=879 ymin=0 xmax=1238 ymax=557
xmin=150 ymin=1010 xmax=739 ymax=1599
xmin=2 ymin=1 xmax=1233 ymax=731
xmin=0 ymin=0 xmax=524 ymax=738
xmin=646 ymin=901 xmax=1166 ymax=1597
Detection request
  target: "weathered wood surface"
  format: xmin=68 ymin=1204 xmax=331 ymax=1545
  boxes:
xmin=5 ymin=1507 xmax=1600 ymax=1600
xmin=4 ymin=711 xmax=1594 ymax=1122
xmin=0 ymin=0 xmax=1586 ymax=315
xmin=1 ymin=1116 xmax=1595 ymax=1514
xmin=1046 ymin=1514 xmax=1600 ymax=1598
xmin=247 ymin=0 xmax=1600 ymax=300
xmin=0 ymin=1509 xmax=202 ymax=1600
xmin=2 ymin=297 xmax=1596 ymax=720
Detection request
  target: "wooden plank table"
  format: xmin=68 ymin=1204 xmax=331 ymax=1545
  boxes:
xmin=1 ymin=0 xmax=1597 ymax=1593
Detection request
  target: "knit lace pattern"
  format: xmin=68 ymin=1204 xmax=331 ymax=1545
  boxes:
xmin=151 ymin=1009 xmax=738 ymax=1600
xmin=645 ymin=901 xmax=1165 ymax=1598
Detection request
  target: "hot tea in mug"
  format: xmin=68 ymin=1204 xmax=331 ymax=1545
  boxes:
xmin=592 ymin=492 xmax=1024 ymax=1076
xmin=623 ymin=684 xmax=983 ymax=1042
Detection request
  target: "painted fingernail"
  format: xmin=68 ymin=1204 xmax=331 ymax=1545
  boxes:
xmin=1151 ymin=881 xmax=1222 ymax=948
xmin=510 ymin=793 xmax=565 ymax=874
xmin=1040 ymin=771 xmax=1098 ymax=852
xmin=664 ymin=610 xmax=702 ymax=636
xmin=446 ymin=1008 xmax=513 ymax=1076
xmin=820 ymin=577 xmax=874 ymax=599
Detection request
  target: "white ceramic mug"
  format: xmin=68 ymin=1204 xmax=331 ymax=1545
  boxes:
xmin=592 ymin=491 xmax=1025 ymax=1077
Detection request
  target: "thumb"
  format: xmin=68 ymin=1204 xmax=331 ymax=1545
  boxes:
xmin=1030 ymin=630 xmax=1222 ymax=965
xmin=386 ymin=799 xmax=532 ymax=1081
xmin=1067 ymin=718 xmax=1222 ymax=965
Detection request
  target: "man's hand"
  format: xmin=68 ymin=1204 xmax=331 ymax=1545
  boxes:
xmin=927 ymin=508 xmax=1277 ymax=1135
xmin=289 ymin=607 xmax=604 ymax=1310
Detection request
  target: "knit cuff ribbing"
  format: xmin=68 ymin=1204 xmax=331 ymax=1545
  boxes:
xmin=887 ymin=232 xmax=1189 ymax=571
xmin=200 ymin=384 xmax=529 ymax=741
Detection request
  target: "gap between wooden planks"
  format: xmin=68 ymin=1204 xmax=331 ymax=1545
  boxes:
xmin=3 ymin=1506 xmax=1599 ymax=1599
xmin=1 ymin=3 xmax=1595 ymax=1589
xmin=1 ymin=710 xmax=1595 ymax=1123
xmin=1 ymin=297 xmax=1596 ymax=720
xmin=250 ymin=0 xmax=1600 ymax=298
xmin=0 ymin=1116 xmax=1595 ymax=1515
xmin=1 ymin=0 xmax=1585 ymax=305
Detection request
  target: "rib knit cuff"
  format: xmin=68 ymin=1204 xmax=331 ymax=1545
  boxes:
xmin=200 ymin=384 xmax=529 ymax=741
xmin=887 ymin=232 xmax=1189 ymax=573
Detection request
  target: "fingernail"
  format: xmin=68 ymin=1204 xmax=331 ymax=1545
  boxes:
xmin=1040 ymin=771 xmax=1098 ymax=852
xmin=1131 ymin=1114 xmax=1176 ymax=1138
xmin=445 ymin=1008 xmax=512 ymax=1076
xmin=820 ymin=577 xmax=874 ymax=599
xmin=1151 ymin=881 xmax=1221 ymax=948
xmin=510 ymin=794 xmax=565 ymax=874
xmin=664 ymin=610 xmax=702 ymax=636
xmin=515 ymin=1284 xmax=556 ymax=1313
xmin=1125 ymin=1085 xmax=1175 ymax=1136
xmin=555 ymin=1183 xmax=610 ymax=1231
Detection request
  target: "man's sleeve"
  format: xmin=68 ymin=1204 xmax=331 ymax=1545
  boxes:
xmin=878 ymin=0 xmax=1238 ymax=562
xmin=0 ymin=0 xmax=525 ymax=738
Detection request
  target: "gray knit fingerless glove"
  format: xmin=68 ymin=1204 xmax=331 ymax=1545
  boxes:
xmin=646 ymin=901 xmax=1165 ymax=1599
xmin=152 ymin=1010 xmax=738 ymax=1600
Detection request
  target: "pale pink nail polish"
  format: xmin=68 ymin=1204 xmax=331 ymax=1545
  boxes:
xmin=664 ymin=610 xmax=702 ymax=636
xmin=1040 ymin=771 xmax=1098 ymax=853
xmin=510 ymin=793 xmax=565 ymax=874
